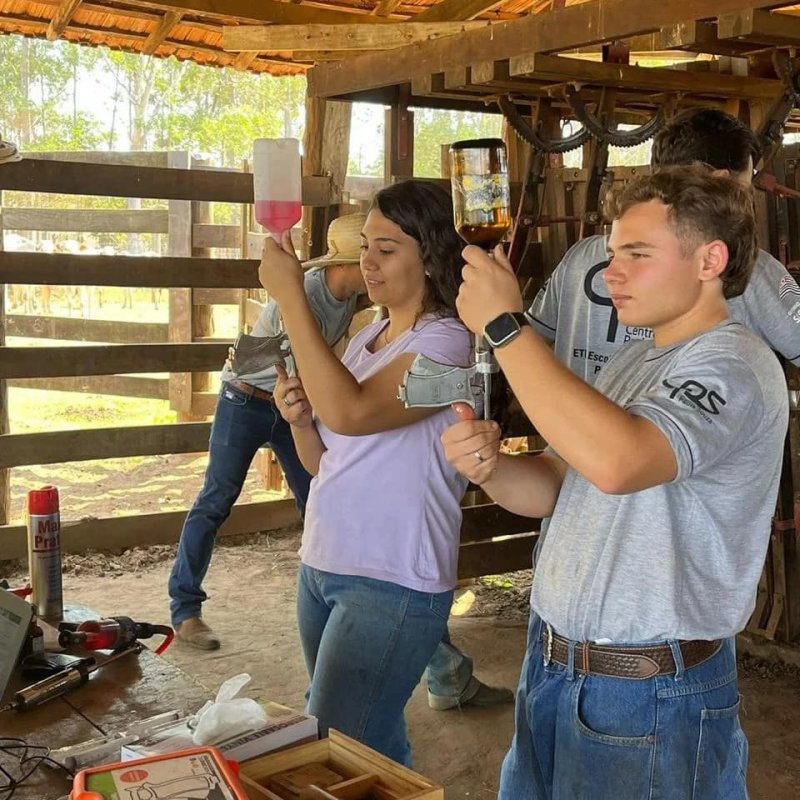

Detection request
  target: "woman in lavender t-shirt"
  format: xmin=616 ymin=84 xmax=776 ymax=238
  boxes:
xmin=259 ymin=181 xmax=474 ymax=767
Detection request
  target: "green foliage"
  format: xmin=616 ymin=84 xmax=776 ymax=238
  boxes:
xmin=413 ymin=108 xmax=502 ymax=177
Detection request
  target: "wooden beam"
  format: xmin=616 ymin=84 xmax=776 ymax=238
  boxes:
xmin=142 ymin=10 xmax=183 ymax=56
xmin=718 ymin=8 xmax=800 ymax=46
xmin=414 ymin=0 xmax=507 ymax=23
xmin=505 ymin=53 xmax=780 ymax=98
xmin=0 ymin=422 xmax=211 ymax=468
xmin=0 ymin=160 xmax=335 ymax=206
xmin=2 ymin=208 xmax=169 ymax=234
xmin=457 ymin=533 xmax=538 ymax=579
xmin=0 ymin=251 xmax=261 ymax=288
xmin=46 ymin=0 xmax=83 ymax=41
xmin=5 ymin=315 xmax=168 ymax=344
xmin=0 ymin=342 xmax=228 ymax=379
xmin=222 ymin=22 xmax=486 ymax=52
xmin=0 ymin=499 xmax=300 ymax=560
xmin=232 ymin=51 xmax=260 ymax=71
xmin=308 ymin=0 xmax=796 ymax=98
xmin=9 ymin=375 xmax=168 ymax=400
xmin=26 ymin=151 xmax=171 ymax=167
xmin=142 ymin=0 xmax=389 ymax=25
xmin=460 ymin=503 xmax=539 ymax=543
xmin=372 ymin=0 xmax=404 ymax=15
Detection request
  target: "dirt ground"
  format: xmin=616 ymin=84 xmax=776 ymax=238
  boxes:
xmin=6 ymin=530 xmax=800 ymax=799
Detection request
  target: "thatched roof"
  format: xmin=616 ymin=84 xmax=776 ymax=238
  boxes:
xmin=0 ymin=1 xmax=569 ymax=76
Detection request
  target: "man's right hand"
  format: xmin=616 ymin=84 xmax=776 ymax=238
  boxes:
xmin=441 ymin=403 xmax=501 ymax=485
xmin=275 ymin=365 xmax=314 ymax=428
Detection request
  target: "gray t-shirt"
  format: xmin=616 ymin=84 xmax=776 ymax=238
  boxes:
xmin=527 ymin=235 xmax=800 ymax=384
xmin=220 ymin=267 xmax=358 ymax=391
xmin=531 ymin=322 xmax=788 ymax=642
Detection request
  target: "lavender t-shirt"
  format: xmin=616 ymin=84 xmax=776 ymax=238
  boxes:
xmin=300 ymin=315 xmax=473 ymax=593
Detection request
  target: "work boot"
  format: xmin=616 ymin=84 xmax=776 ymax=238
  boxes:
xmin=428 ymin=675 xmax=514 ymax=711
xmin=175 ymin=617 xmax=221 ymax=651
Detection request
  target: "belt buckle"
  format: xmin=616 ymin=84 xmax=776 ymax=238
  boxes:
xmin=543 ymin=623 xmax=553 ymax=667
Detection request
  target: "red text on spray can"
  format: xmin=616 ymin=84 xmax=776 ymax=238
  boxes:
xmin=27 ymin=486 xmax=63 ymax=620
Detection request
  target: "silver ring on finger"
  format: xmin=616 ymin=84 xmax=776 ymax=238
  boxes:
xmin=283 ymin=396 xmax=293 ymax=407
xmin=473 ymin=450 xmax=485 ymax=463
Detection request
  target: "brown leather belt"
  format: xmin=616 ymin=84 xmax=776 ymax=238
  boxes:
xmin=543 ymin=628 xmax=722 ymax=680
xmin=227 ymin=380 xmax=274 ymax=402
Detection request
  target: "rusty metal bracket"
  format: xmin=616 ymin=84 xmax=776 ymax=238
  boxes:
xmin=497 ymin=95 xmax=592 ymax=154
xmin=566 ymin=85 xmax=668 ymax=149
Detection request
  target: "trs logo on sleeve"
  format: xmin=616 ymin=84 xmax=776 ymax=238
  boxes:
xmin=662 ymin=378 xmax=726 ymax=420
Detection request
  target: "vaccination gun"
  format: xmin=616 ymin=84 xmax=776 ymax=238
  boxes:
xmin=397 ymin=354 xmax=492 ymax=415
xmin=227 ymin=331 xmax=291 ymax=378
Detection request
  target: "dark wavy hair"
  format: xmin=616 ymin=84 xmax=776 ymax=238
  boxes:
xmin=652 ymin=108 xmax=760 ymax=175
xmin=371 ymin=179 xmax=464 ymax=319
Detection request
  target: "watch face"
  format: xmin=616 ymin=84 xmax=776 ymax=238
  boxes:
xmin=485 ymin=313 xmax=521 ymax=348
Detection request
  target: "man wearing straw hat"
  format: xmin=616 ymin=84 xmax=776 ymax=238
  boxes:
xmin=168 ymin=213 xmax=369 ymax=650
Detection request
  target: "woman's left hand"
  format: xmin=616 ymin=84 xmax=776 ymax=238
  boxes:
xmin=258 ymin=231 xmax=305 ymax=303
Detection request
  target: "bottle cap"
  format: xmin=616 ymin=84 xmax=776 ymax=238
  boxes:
xmin=28 ymin=486 xmax=59 ymax=515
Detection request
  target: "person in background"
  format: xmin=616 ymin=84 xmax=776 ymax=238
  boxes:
xmin=527 ymin=107 xmax=800 ymax=383
xmin=168 ymin=214 xmax=368 ymax=649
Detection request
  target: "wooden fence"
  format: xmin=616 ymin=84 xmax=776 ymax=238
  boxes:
xmin=0 ymin=150 xmax=540 ymax=580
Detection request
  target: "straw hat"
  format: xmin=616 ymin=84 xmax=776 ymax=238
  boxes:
xmin=303 ymin=212 xmax=366 ymax=268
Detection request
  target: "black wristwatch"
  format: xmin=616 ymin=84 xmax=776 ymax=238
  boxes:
xmin=483 ymin=312 xmax=529 ymax=349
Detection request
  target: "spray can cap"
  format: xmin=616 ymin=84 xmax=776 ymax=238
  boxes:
xmin=28 ymin=486 xmax=59 ymax=515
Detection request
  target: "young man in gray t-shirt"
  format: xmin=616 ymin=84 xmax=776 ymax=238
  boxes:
xmin=442 ymin=167 xmax=788 ymax=799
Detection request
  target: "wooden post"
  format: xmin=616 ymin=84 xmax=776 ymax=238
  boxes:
xmin=0 ymin=193 xmax=9 ymax=525
xmin=190 ymin=156 xmax=215 ymax=416
xmin=167 ymin=151 xmax=194 ymax=416
xmin=302 ymin=95 xmax=326 ymax=261
xmin=384 ymin=95 xmax=414 ymax=182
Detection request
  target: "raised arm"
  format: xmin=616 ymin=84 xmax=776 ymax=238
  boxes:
xmin=259 ymin=234 xmax=442 ymax=436
xmin=458 ymin=245 xmax=678 ymax=495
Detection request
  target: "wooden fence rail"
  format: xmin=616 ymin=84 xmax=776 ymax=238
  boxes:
xmin=5 ymin=316 xmax=169 ymax=343
xmin=0 ymin=342 xmax=228 ymax=379
xmin=2 ymin=208 xmax=170 ymax=234
xmin=8 ymin=375 xmax=168 ymax=399
xmin=0 ymin=422 xmax=211 ymax=468
xmin=0 ymin=159 xmax=334 ymax=206
xmin=0 ymin=252 xmax=261 ymax=287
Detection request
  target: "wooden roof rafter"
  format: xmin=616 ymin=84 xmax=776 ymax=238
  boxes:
xmin=308 ymin=0 xmax=800 ymax=101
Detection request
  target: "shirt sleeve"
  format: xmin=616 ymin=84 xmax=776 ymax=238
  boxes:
xmin=400 ymin=317 xmax=473 ymax=367
xmin=733 ymin=251 xmax=800 ymax=365
xmin=526 ymin=268 xmax=560 ymax=341
xmin=625 ymin=344 xmax=765 ymax=480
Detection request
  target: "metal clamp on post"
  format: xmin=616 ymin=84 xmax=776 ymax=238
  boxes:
xmin=397 ymin=353 xmax=495 ymax=416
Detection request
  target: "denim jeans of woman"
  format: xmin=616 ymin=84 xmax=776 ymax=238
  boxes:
xmin=296 ymin=564 xmax=453 ymax=767
xmin=499 ymin=613 xmax=748 ymax=800
xmin=169 ymin=384 xmax=312 ymax=625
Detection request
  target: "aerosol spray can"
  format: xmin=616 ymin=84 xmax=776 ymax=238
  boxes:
xmin=26 ymin=485 xmax=63 ymax=620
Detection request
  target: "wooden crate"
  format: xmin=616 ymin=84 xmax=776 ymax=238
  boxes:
xmin=240 ymin=730 xmax=443 ymax=800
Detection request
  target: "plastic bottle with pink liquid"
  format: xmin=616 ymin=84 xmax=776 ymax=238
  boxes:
xmin=253 ymin=138 xmax=302 ymax=238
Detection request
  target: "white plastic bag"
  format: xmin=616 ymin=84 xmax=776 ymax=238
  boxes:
xmin=190 ymin=673 xmax=267 ymax=745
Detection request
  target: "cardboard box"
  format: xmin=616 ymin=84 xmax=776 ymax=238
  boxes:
xmin=240 ymin=730 xmax=443 ymax=800
xmin=121 ymin=702 xmax=318 ymax=764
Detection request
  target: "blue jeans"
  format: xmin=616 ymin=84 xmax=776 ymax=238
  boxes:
xmin=296 ymin=564 xmax=453 ymax=767
xmin=426 ymin=630 xmax=474 ymax=700
xmin=169 ymin=383 xmax=312 ymax=625
xmin=499 ymin=613 xmax=748 ymax=800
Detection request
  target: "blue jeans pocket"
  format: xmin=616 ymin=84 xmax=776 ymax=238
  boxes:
xmin=428 ymin=592 xmax=453 ymax=621
xmin=556 ymin=676 xmax=656 ymax=799
xmin=692 ymin=696 xmax=746 ymax=799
